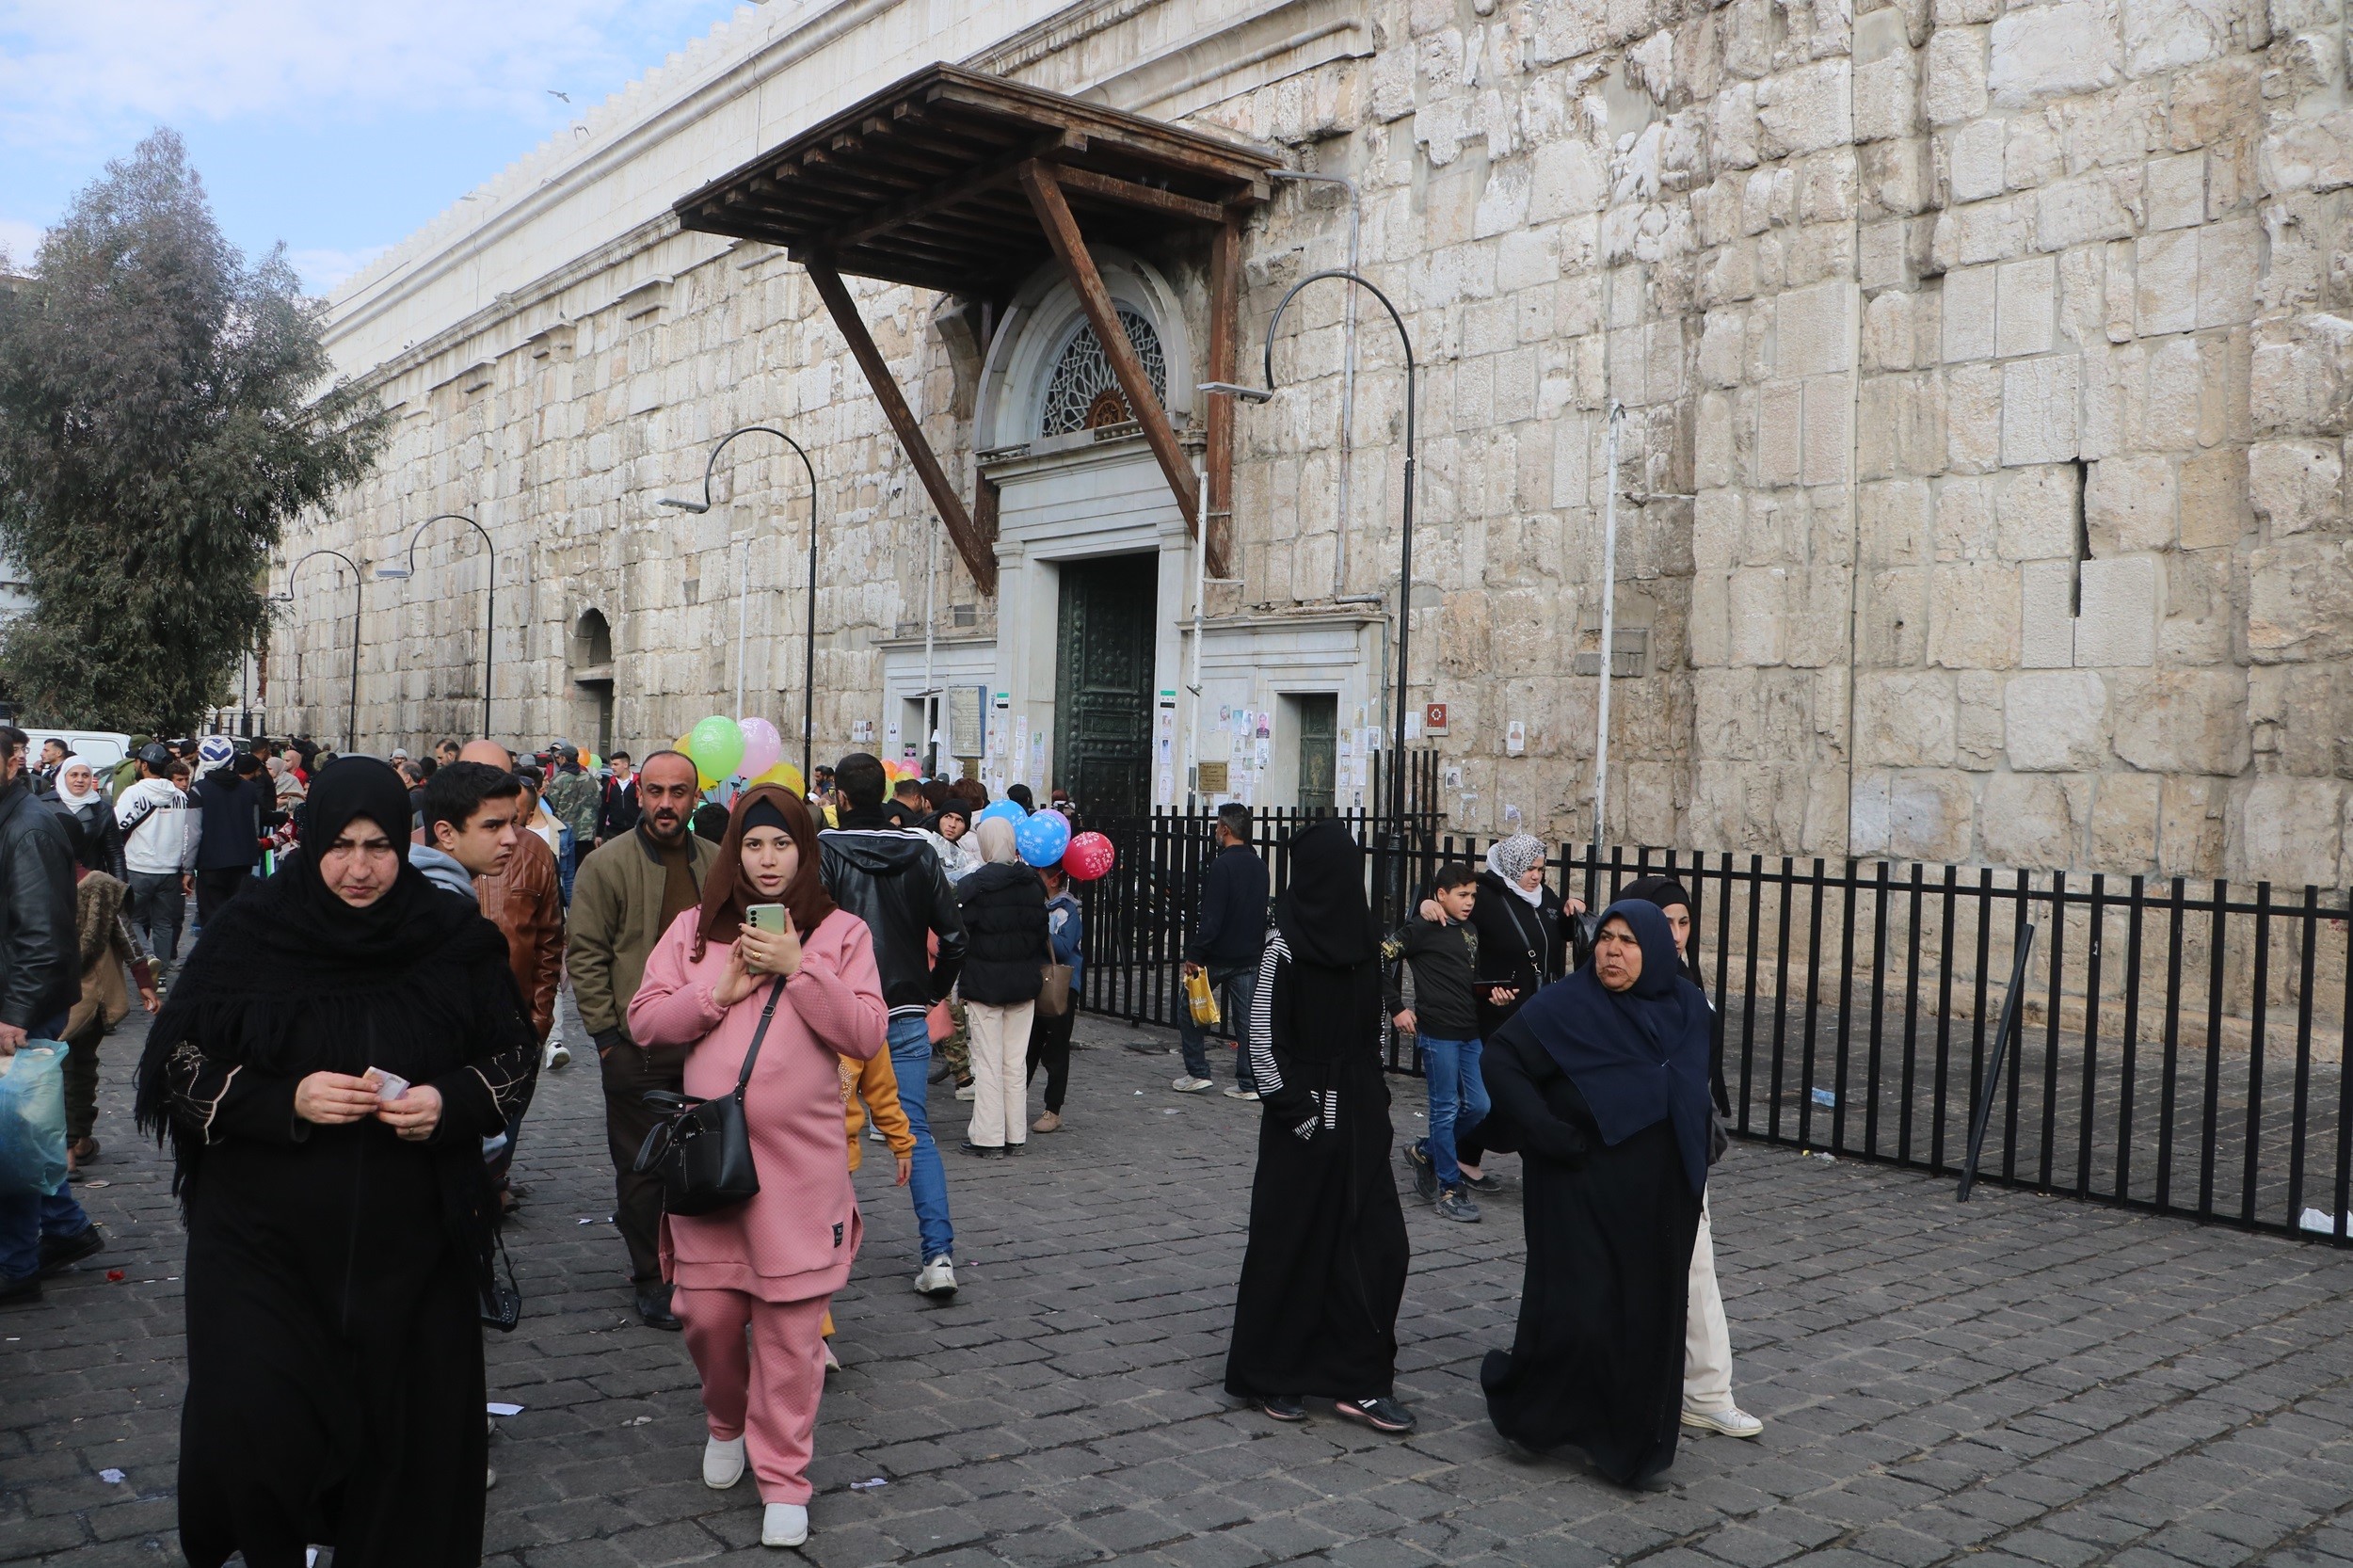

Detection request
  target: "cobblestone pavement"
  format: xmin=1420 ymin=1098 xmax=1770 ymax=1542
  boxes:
xmin=8 ymin=1005 xmax=2353 ymax=1567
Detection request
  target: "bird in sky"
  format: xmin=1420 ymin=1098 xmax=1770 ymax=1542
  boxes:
xmin=548 ymin=89 xmax=571 ymax=103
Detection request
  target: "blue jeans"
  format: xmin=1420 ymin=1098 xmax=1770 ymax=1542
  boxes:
xmin=1415 ymin=1035 xmax=1490 ymax=1190
xmin=888 ymin=1013 xmax=954 ymax=1262
xmin=1177 ymin=960 xmax=1259 ymax=1085
xmin=557 ymin=827 xmax=578 ymax=904
xmin=1 ymin=1029 xmax=91 ymax=1280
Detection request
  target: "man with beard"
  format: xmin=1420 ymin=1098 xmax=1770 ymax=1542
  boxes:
xmin=568 ymin=750 xmax=717 ymax=1329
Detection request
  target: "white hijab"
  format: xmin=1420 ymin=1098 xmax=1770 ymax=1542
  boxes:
xmin=56 ymin=756 xmax=105 ymax=810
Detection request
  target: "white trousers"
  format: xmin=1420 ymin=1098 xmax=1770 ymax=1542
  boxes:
xmin=965 ymin=1000 xmax=1034 ymax=1148
xmin=1683 ymin=1195 xmax=1737 ymax=1413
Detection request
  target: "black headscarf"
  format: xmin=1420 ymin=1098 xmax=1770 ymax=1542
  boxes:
xmin=135 ymin=757 xmax=518 ymax=1194
xmin=1510 ymin=899 xmax=1714 ymax=1194
xmin=1618 ymin=874 xmax=1705 ymax=993
xmin=1274 ymin=818 xmax=1376 ymax=969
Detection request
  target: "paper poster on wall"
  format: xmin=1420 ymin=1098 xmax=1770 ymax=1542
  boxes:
xmin=1028 ymin=730 xmax=1045 ymax=783
xmin=1011 ymin=715 xmax=1029 ymax=786
xmin=947 ymin=686 xmax=986 ymax=758
xmin=1505 ymin=720 xmax=1527 ymax=756
xmin=886 ymin=719 xmax=901 ymax=749
xmin=1404 ymin=708 xmax=1422 ymax=742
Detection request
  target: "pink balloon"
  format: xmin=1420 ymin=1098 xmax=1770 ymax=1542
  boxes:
xmin=738 ymin=716 xmax=782 ymax=778
xmin=1064 ymin=831 xmax=1115 ymax=882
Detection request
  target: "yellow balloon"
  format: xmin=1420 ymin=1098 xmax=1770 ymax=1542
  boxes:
xmin=697 ymin=769 xmax=718 ymax=792
xmin=753 ymin=761 xmax=806 ymax=796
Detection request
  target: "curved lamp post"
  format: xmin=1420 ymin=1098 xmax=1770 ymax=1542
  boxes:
xmin=375 ymin=512 xmax=495 ymax=742
xmin=275 ymin=548 xmax=364 ymax=753
xmin=1203 ymin=267 xmax=1417 ymax=824
xmin=661 ymin=425 xmax=820 ymax=784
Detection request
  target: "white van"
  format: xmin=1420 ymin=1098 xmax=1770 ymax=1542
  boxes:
xmin=24 ymin=729 xmax=135 ymax=771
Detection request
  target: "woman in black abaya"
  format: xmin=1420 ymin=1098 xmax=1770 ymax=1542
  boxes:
xmin=1480 ymin=899 xmax=1714 ymax=1487
xmin=135 ymin=759 xmax=534 ymax=1568
xmin=1224 ymin=819 xmax=1415 ymax=1434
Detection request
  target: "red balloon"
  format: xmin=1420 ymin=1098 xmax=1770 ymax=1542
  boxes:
xmin=1064 ymin=831 xmax=1115 ymax=881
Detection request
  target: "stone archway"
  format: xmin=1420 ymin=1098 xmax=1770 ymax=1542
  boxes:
xmin=569 ymin=608 xmax=615 ymax=756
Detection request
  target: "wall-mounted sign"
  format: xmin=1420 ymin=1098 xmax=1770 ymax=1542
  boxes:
xmin=1197 ymin=760 xmax=1230 ymax=793
xmin=946 ymin=685 xmax=987 ymax=758
xmin=1424 ymin=702 xmax=1449 ymax=735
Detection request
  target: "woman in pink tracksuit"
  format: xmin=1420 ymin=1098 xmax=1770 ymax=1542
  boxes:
xmin=629 ymin=784 xmax=887 ymax=1549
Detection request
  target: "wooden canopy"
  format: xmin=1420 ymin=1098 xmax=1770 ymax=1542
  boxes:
xmin=675 ymin=64 xmax=1280 ymax=591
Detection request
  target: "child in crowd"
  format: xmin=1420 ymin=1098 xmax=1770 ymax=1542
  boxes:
xmin=1384 ymin=864 xmax=1490 ymax=1223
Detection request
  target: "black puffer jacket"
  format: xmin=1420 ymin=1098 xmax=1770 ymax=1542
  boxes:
xmin=1467 ymin=871 xmax=1577 ymax=1041
xmin=818 ymin=813 xmax=967 ymax=1016
xmin=0 ymin=778 xmax=81 ymax=1032
xmin=954 ymin=861 xmax=1049 ymax=1006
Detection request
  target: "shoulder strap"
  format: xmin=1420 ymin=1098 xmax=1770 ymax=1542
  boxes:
xmin=730 ymin=974 xmax=790 ymax=1104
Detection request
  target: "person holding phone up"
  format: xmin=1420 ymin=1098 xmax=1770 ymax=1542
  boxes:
xmin=625 ymin=785 xmax=887 ymax=1550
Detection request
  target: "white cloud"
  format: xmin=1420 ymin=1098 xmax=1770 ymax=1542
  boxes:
xmin=0 ymin=1 xmax=744 ymax=156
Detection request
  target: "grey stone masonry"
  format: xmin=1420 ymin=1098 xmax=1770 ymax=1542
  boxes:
xmin=7 ymin=1003 xmax=2353 ymax=1564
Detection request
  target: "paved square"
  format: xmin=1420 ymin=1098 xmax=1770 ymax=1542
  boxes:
xmin=8 ymin=1008 xmax=2353 ymax=1565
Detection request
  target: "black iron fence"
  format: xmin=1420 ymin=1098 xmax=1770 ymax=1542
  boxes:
xmin=1074 ymin=816 xmax=2353 ymax=1247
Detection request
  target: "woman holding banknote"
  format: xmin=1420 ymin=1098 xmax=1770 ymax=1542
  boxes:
xmin=136 ymin=758 xmax=535 ymax=1568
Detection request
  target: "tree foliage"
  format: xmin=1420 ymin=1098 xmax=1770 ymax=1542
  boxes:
xmin=0 ymin=129 xmax=383 ymax=734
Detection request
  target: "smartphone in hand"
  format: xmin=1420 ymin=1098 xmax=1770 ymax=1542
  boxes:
xmin=745 ymin=904 xmax=786 ymax=934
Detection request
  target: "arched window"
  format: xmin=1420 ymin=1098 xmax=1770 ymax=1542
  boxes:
xmin=570 ymin=609 xmax=612 ymax=670
xmin=1039 ymin=308 xmax=1166 ymax=437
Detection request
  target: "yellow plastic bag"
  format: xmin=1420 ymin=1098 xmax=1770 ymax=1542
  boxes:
xmin=1184 ymin=968 xmax=1221 ymax=1027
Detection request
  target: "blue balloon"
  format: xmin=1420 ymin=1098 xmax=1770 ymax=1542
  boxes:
xmin=976 ymin=799 xmax=1028 ymax=826
xmin=1016 ymin=810 xmax=1072 ymax=868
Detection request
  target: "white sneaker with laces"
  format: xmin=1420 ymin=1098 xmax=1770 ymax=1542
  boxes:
xmin=1172 ymin=1076 xmax=1214 ymax=1093
xmin=702 ymin=1434 xmax=746 ymax=1488
xmin=914 ymin=1255 xmax=957 ymax=1299
xmin=1681 ymin=1404 xmax=1765 ymax=1438
xmin=761 ymin=1501 xmax=809 ymax=1546
xmin=1224 ymin=1087 xmax=1259 ymax=1100
xmin=543 ymin=1041 xmax=570 ymax=1070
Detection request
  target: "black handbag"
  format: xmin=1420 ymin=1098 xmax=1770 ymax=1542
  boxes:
xmin=632 ymin=975 xmax=786 ymax=1217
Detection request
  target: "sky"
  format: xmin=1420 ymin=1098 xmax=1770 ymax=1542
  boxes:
xmin=0 ymin=1 xmax=755 ymax=294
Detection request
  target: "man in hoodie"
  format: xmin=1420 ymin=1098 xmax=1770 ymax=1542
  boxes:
xmin=818 ymin=752 xmax=968 ymax=1300
xmin=115 ymin=743 xmax=197 ymax=974
xmin=568 ymin=749 xmax=716 ymax=1329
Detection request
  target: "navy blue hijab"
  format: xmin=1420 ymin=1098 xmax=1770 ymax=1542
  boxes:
xmin=1510 ymin=898 xmax=1714 ymax=1194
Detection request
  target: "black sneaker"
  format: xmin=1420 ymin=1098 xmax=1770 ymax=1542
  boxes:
xmin=1458 ymin=1170 xmax=1504 ymax=1194
xmin=1434 ymin=1187 xmax=1481 ymax=1224
xmin=957 ymin=1140 xmax=1001 ymax=1158
xmin=1334 ymin=1395 xmax=1416 ymax=1434
xmin=1257 ymin=1395 xmax=1307 ymax=1422
xmin=1402 ymin=1142 xmax=1437 ymax=1202
xmin=39 ymin=1224 xmax=103 ymax=1275
xmin=634 ymin=1282 xmax=681 ymax=1332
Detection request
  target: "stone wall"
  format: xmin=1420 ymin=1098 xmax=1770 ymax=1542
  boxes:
xmin=273 ymin=0 xmax=2353 ymax=889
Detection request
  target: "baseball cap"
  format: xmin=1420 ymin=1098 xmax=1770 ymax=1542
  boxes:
xmin=137 ymin=743 xmax=172 ymax=769
xmin=199 ymin=736 xmax=235 ymax=769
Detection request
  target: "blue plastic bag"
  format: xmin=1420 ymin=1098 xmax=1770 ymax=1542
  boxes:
xmin=0 ymin=1042 xmax=70 ymax=1197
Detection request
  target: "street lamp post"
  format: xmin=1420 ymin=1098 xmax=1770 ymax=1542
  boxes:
xmin=276 ymin=548 xmax=364 ymax=753
xmin=1203 ymin=267 xmax=1418 ymax=826
xmin=375 ymin=512 xmax=495 ymax=742
xmin=662 ymin=426 xmax=821 ymax=785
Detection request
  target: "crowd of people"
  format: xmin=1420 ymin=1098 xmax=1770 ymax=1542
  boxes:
xmin=0 ymin=724 xmax=1768 ymax=1560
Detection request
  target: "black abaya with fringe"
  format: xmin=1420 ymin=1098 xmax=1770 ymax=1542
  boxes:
xmin=1224 ymin=821 xmax=1409 ymax=1403
xmin=135 ymin=760 xmax=534 ymax=1568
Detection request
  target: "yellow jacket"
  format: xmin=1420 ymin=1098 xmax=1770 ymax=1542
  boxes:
xmin=840 ymin=1048 xmax=915 ymax=1171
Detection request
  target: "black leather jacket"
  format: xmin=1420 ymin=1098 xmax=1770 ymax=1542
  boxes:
xmin=0 ymin=777 xmax=81 ymax=1032
xmin=818 ymin=815 xmax=967 ymax=1016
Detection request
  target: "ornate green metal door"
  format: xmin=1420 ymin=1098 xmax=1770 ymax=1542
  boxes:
xmin=1054 ymin=553 xmax=1157 ymax=818
xmin=1296 ymin=694 xmax=1337 ymax=810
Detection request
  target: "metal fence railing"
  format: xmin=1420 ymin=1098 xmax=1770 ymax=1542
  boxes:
xmin=1075 ymin=821 xmax=2353 ymax=1246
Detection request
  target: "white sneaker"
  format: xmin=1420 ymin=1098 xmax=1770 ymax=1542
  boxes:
xmin=1172 ymin=1076 xmax=1214 ymax=1093
xmin=1224 ymin=1087 xmax=1259 ymax=1101
xmin=914 ymin=1255 xmax=957 ymax=1299
xmin=953 ymin=1081 xmax=976 ymax=1100
xmin=761 ymin=1501 xmax=809 ymax=1547
xmin=702 ymin=1434 xmax=746 ymax=1488
xmin=823 ymin=1341 xmax=840 ymax=1372
xmin=543 ymin=1041 xmax=570 ymax=1069
xmin=866 ymin=1124 xmax=888 ymax=1143
xmin=1681 ymin=1404 xmax=1765 ymax=1438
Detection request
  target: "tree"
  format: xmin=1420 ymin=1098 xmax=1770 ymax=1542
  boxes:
xmin=0 ymin=129 xmax=383 ymax=734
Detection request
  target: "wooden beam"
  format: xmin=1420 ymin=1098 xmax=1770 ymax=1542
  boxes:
xmin=1204 ymin=216 xmax=1240 ymax=580
xmin=1049 ymin=163 xmax=1228 ymax=226
xmin=804 ymin=256 xmax=999 ymax=595
xmin=826 ymin=132 xmax=1080 ymax=255
xmin=1018 ymin=161 xmax=1201 ymax=540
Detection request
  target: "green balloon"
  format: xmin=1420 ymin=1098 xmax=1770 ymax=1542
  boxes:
xmin=687 ymin=714 xmax=745 ymax=780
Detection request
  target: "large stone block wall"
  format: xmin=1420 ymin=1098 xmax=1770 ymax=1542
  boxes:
xmin=273 ymin=0 xmax=2352 ymax=889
